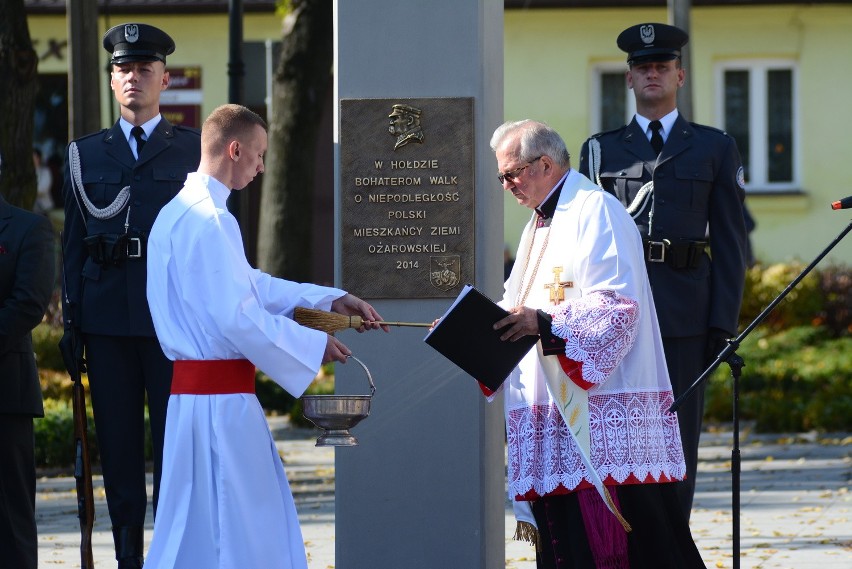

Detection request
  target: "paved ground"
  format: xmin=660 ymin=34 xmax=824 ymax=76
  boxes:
xmin=36 ymin=422 xmax=850 ymax=568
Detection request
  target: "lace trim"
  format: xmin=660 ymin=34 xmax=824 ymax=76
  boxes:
xmin=507 ymin=393 xmax=685 ymax=499
xmin=550 ymin=290 xmax=638 ymax=384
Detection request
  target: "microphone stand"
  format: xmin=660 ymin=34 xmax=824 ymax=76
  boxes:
xmin=669 ymin=219 xmax=852 ymax=569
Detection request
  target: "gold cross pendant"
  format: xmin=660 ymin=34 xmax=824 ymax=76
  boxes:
xmin=544 ymin=266 xmax=573 ymax=304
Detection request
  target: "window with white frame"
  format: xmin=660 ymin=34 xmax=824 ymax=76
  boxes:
xmin=591 ymin=64 xmax=635 ymax=134
xmin=716 ymin=60 xmax=798 ymax=192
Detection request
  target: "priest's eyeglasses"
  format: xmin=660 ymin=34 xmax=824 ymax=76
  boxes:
xmin=497 ymin=156 xmax=542 ymax=184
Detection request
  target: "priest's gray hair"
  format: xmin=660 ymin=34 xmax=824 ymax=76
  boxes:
xmin=490 ymin=119 xmax=571 ymax=169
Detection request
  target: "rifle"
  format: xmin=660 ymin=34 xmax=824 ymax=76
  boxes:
xmin=71 ymin=366 xmax=95 ymax=568
xmin=59 ymin=234 xmax=95 ymax=568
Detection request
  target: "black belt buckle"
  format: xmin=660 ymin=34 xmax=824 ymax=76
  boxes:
xmin=647 ymin=240 xmax=667 ymax=263
xmin=126 ymin=237 xmax=142 ymax=259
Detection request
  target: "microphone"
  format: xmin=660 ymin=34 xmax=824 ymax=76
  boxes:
xmin=831 ymin=196 xmax=852 ymax=210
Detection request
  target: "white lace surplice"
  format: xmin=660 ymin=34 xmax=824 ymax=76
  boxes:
xmin=501 ymin=172 xmax=685 ymax=501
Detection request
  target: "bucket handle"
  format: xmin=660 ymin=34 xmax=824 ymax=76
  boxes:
xmin=347 ymin=355 xmax=376 ymax=397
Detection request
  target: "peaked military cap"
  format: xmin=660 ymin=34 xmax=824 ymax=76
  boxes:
xmin=388 ymin=104 xmax=422 ymax=118
xmin=617 ymin=23 xmax=689 ymax=66
xmin=103 ymin=23 xmax=175 ymax=65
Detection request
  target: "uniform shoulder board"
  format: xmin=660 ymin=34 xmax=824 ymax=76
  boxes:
xmin=689 ymin=122 xmax=730 ymax=137
xmin=588 ymin=124 xmax=627 ymax=140
xmin=172 ymin=124 xmax=201 ymax=136
xmin=73 ymin=128 xmax=110 ymax=143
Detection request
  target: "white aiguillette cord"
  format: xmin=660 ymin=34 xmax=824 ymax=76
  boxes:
xmin=588 ymin=137 xmax=653 ymax=221
xmin=69 ymin=141 xmax=131 ymax=221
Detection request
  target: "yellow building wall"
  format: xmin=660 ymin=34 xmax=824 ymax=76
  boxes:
xmin=504 ymin=5 xmax=852 ymax=266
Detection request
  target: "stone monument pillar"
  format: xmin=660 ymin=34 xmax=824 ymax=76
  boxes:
xmin=333 ymin=1 xmax=505 ymax=568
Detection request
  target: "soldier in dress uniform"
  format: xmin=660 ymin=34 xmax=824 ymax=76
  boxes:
xmin=59 ymin=23 xmax=201 ymax=568
xmin=578 ymin=22 xmax=748 ymax=520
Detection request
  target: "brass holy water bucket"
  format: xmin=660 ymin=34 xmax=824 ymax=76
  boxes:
xmin=301 ymin=355 xmax=375 ymax=447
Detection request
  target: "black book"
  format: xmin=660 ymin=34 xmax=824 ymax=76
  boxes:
xmin=424 ymin=284 xmax=538 ymax=391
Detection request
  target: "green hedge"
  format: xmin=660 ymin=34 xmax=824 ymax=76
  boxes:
xmin=33 ymin=398 xmax=153 ymax=472
xmin=705 ymin=325 xmax=851 ymax=431
xmin=35 ymin=397 xmax=153 ymax=470
xmin=739 ymin=261 xmax=851 ymax=335
xmin=34 ymin=398 xmax=96 ymax=469
xmin=704 ymin=261 xmax=851 ymax=432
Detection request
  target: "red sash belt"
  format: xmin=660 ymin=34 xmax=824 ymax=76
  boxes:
xmin=171 ymin=359 xmax=256 ymax=395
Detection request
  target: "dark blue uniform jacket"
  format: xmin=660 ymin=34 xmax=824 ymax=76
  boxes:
xmin=61 ymin=119 xmax=201 ymax=336
xmin=579 ymin=114 xmax=747 ymax=338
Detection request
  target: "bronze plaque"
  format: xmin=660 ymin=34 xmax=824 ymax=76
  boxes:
xmin=340 ymin=97 xmax=474 ymax=298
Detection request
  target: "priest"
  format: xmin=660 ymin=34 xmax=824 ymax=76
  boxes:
xmin=488 ymin=119 xmax=706 ymax=568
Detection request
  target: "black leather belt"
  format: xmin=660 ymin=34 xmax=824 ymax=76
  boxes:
xmin=643 ymin=239 xmax=706 ymax=269
xmin=84 ymin=233 xmax=145 ymax=266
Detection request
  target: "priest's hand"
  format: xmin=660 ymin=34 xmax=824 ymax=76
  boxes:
xmin=323 ymin=334 xmax=352 ymax=364
xmin=331 ymin=293 xmax=390 ymax=332
xmin=494 ymin=306 xmax=539 ymax=342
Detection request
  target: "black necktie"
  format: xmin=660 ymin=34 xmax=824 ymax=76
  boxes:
xmin=649 ymin=120 xmax=664 ymax=155
xmin=131 ymin=126 xmax=146 ymax=157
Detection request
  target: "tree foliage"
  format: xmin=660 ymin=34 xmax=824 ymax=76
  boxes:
xmin=0 ymin=0 xmax=38 ymax=208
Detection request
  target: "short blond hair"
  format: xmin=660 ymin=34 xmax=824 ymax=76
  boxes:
xmin=201 ymin=104 xmax=267 ymax=155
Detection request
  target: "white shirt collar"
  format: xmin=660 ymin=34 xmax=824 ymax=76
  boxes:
xmin=634 ymin=109 xmax=679 ymax=142
xmin=187 ymin=172 xmax=231 ymax=206
xmin=119 ymin=114 xmax=162 ymax=143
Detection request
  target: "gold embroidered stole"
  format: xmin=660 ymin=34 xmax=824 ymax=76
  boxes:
xmin=520 ymin=182 xmax=631 ymax=531
xmin=525 ymin=214 xmax=592 ymax=460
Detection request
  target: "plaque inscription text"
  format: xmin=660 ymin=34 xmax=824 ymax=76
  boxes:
xmin=340 ymin=98 xmax=475 ymax=298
